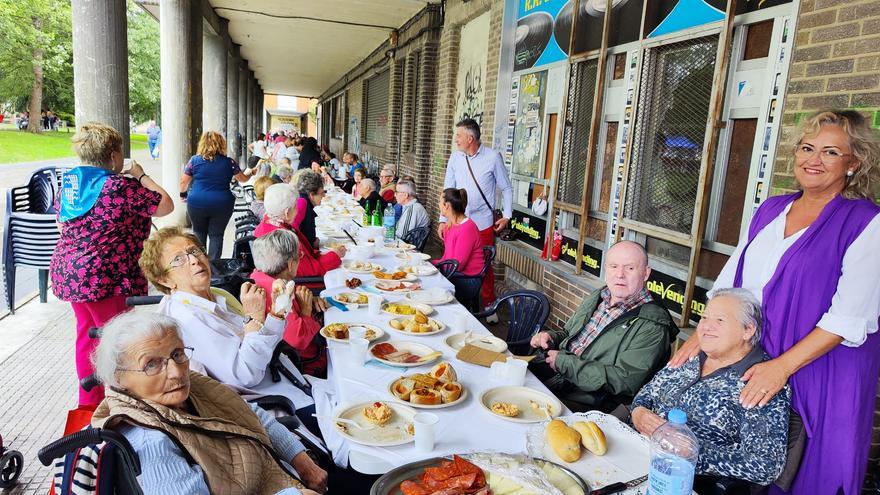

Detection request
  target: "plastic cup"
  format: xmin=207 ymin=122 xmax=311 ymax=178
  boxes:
xmin=349 ymin=337 xmax=369 ymax=366
xmin=506 ymin=358 xmax=528 ymax=387
xmin=453 ymin=312 xmax=469 ymax=333
xmin=413 ymin=412 xmax=439 ymax=452
xmin=348 ymin=326 xmax=367 ymax=340
xmin=489 ymin=361 xmax=507 ymax=382
xmin=328 ymin=270 xmax=345 ymax=288
xmin=368 ymin=295 xmax=383 ymax=316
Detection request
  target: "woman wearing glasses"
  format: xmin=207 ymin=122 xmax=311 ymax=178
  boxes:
xmin=138 ymin=227 xmax=318 ymax=434
xmin=671 ymin=110 xmax=880 ymax=494
xmin=91 ymin=312 xmax=326 ymax=495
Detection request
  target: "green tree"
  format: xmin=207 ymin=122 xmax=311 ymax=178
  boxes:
xmin=0 ymin=0 xmax=72 ymax=132
xmin=127 ymin=0 xmax=160 ymax=125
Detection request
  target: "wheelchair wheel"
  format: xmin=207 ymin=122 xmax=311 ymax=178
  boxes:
xmin=0 ymin=449 xmax=24 ymax=488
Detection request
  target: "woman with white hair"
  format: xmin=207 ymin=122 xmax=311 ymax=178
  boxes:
xmin=90 ymin=312 xmax=327 ymax=494
xmin=250 ymin=229 xmax=329 ymax=376
xmin=631 ymin=288 xmax=791 ymax=490
xmin=254 ymin=184 xmax=344 ymax=279
xmin=291 ymin=170 xmax=325 ymax=250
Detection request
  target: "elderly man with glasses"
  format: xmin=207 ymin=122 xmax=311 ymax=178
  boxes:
xmin=394 ymin=179 xmax=430 ymax=241
xmin=379 ymin=166 xmax=397 ymax=203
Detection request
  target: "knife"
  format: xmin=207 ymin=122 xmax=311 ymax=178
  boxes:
xmin=591 ymin=475 xmax=648 ymax=495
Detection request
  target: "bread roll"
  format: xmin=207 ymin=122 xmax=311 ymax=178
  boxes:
xmin=572 ymin=421 xmax=607 ymax=456
xmin=429 ymin=362 xmax=457 ymax=383
xmin=392 ymin=378 xmax=415 ymax=401
xmin=440 ymin=382 xmax=462 ymax=403
xmin=390 ymin=319 xmax=404 ymax=330
xmin=410 ymin=388 xmax=441 ymax=405
xmin=547 ymin=419 xmax=582 ymax=463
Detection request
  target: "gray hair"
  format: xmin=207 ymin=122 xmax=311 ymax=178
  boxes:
xmin=276 ymin=164 xmax=293 ymax=181
xmin=92 ymin=312 xmax=182 ymax=388
xmin=263 ymin=183 xmax=298 ymax=220
xmin=252 ymin=229 xmax=300 ymax=276
xmin=395 ymin=179 xmax=416 ymax=197
xmin=710 ymin=288 xmax=763 ymax=346
xmin=455 ymin=118 xmax=481 ymax=141
xmin=296 ymin=170 xmax=324 ymax=195
xmin=361 ymin=178 xmax=377 ymax=192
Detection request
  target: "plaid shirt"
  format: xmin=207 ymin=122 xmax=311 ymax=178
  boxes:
xmin=566 ymin=287 xmax=653 ymax=356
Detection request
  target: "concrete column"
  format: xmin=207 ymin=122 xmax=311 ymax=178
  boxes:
xmin=238 ymin=62 xmax=248 ymax=164
xmin=160 ymin=0 xmax=202 ymax=225
xmin=246 ymin=75 xmax=255 ymax=157
xmin=258 ymin=89 xmax=264 ymax=135
xmin=71 ymin=0 xmax=130 ymax=155
xmin=202 ymin=20 xmax=227 ymax=135
xmin=226 ymin=47 xmax=240 ymax=160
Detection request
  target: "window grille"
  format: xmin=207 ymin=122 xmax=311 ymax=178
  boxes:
xmin=557 ymin=59 xmax=599 ymax=206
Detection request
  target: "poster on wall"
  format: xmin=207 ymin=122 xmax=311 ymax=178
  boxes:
xmin=512 ymin=71 xmax=547 ymax=179
xmin=737 ymin=0 xmax=791 ymax=14
xmin=644 ymin=0 xmax=726 ymax=38
xmin=454 ymin=11 xmax=491 ymax=128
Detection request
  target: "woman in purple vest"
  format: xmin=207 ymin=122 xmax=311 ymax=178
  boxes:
xmin=672 ymin=110 xmax=880 ymax=494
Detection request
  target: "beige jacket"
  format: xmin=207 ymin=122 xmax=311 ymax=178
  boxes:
xmin=92 ymin=372 xmax=303 ymax=495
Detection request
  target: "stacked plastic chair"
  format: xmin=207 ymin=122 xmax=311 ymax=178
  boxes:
xmin=3 ymin=166 xmax=68 ymax=313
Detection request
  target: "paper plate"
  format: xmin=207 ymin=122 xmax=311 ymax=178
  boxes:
xmin=397 ymin=264 xmax=439 ymax=276
xmin=383 ymin=241 xmax=416 ymax=252
xmin=369 ymin=341 xmax=441 ymax=367
xmin=395 ymin=252 xmax=432 ymax=262
xmin=407 ymin=288 xmax=455 ymax=305
xmin=387 ymin=317 xmax=446 ymax=336
xmin=479 ymin=386 xmax=563 ymax=424
xmin=381 ymin=301 xmax=434 ymax=317
xmin=387 ymin=376 xmax=468 ymax=409
xmin=374 ymin=280 xmax=419 ymax=293
xmin=344 ymin=261 xmax=384 ymax=273
xmin=320 ymin=323 xmax=385 ymax=343
xmin=333 ymin=401 xmax=416 ymax=447
xmin=445 ymin=333 xmax=508 ymax=353
xmin=332 ymin=292 xmax=369 ymax=306
xmin=372 ymin=271 xmax=418 ymax=283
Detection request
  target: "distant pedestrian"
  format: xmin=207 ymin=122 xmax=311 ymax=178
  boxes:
xmin=50 ymin=122 xmax=174 ymax=406
xmin=146 ymin=121 xmax=161 ymax=159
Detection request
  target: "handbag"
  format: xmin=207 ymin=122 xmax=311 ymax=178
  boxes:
xmin=464 ymin=156 xmax=506 ymax=234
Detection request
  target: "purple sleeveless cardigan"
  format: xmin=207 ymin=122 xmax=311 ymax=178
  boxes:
xmin=733 ymin=192 xmax=880 ymax=494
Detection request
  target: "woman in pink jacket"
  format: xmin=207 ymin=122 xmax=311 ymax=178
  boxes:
xmin=435 ymin=188 xmax=485 ymax=276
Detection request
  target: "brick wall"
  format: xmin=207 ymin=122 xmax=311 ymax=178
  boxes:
xmin=770 ymin=0 xmax=880 ymax=196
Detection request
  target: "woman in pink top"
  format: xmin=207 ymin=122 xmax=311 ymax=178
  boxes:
xmin=351 ymin=168 xmax=365 ymax=200
xmin=435 ymin=188 xmax=484 ymax=276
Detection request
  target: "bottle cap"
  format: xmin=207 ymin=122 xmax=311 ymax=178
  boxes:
xmin=667 ymin=408 xmax=687 ymax=424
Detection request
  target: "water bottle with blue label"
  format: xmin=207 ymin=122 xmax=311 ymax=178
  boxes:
xmin=383 ymin=203 xmax=396 ymax=241
xmin=647 ymin=408 xmax=698 ymax=495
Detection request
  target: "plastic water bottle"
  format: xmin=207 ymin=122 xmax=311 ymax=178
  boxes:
xmin=383 ymin=203 xmax=396 ymax=241
xmin=647 ymin=408 xmax=698 ymax=495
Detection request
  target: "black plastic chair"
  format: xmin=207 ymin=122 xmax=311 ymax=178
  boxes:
xmin=3 ymin=166 xmax=68 ymax=313
xmin=434 ymin=259 xmax=459 ymax=279
xmin=449 ymin=246 xmax=497 ymax=313
xmin=401 ymin=225 xmax=430 ymax=252
xmin=473 ymin=290 xmax=550 ymax=356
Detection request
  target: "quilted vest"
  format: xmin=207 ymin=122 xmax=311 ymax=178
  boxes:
xmin=92 ymin=372 xmax=303 ymax=495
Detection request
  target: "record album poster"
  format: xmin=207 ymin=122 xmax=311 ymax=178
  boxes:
xmin=515 ymin=0 xmax=567 ymax=71
xmin=512 ymin=71 xmax=547 ymax=179
xmin=645 ymin=0 xmax=727 ymax=38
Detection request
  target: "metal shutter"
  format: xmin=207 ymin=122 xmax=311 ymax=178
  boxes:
xmin=365 ymin=70 xmax=390 ymax=146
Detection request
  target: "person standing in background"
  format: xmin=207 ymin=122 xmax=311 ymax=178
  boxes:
xmin=146 ymin=121 xmax=161 ymax=159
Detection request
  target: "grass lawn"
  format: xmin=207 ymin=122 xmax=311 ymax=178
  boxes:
xmin=0 ymin=127 xmax=149 ymax=165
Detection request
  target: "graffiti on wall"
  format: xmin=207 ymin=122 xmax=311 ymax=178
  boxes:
xmin=454 ymin=11 xmax=491 ymax=130
xmin=348 ymin=117 xmax=360 ymax=155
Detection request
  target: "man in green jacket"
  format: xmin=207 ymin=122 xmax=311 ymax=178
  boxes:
xmin=530 ymin=241 xmax=678 ymax=412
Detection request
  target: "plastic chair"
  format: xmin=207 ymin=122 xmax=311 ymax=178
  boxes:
xmin=449 ymin=246 xmax=497 ymax=313
xmin=3 ymin=166 xmax=68 ymax=313
xmin=434 ymin=259 xmax=459 ymax=279
xmin=401 ymin=225 xmax=430 ymax=252
xmin=473 ymin=290 xmax=550 ymax=355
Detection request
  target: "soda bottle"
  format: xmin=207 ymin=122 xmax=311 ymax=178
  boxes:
xmin=371 ymin=201 xmax=381 ymax=226
xmin=362 ymin=201 xmax=370 ymax=226
xmin=647 ymin=408 xmax=698 ymax=495
xmin=383 ymin=203 xmax=396 ymax=241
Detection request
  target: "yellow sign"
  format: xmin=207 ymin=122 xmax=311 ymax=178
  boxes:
xmin=511 ymin=218 xmax=541 ymax=240
xmin=647 ymin=280 xmax=706 ymax=318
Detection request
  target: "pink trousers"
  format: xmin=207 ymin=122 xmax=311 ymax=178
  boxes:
xmin=70 ymin=296 xmax=129 ymax=406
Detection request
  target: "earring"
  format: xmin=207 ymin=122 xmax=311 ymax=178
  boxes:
xmin=847 ymin=170 xmax=854 ymax=177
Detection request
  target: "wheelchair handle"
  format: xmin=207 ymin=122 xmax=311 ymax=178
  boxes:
xmin=38 ymin=429 xmax=140 ymax=476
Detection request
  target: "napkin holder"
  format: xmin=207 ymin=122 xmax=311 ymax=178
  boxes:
xmin=455 ymin=344 xmax=534 ymax=368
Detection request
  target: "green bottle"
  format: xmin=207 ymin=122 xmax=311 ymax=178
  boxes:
xmin=371 ymin=201 xmax=381 ymax=226
xmin=362 ymin=201 xmax=370 ymax=226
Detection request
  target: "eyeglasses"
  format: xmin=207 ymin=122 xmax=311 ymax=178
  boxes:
xmin=117 ymin=347 xmax=193 ymax=376
xmin=795 ymin=145 xmax=852 ymax=164
xmin=167 ymin=246 xmax=206 ymax=268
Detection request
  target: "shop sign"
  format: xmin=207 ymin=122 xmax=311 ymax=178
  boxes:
xmin=559 ymin=234 xmax=602 ymax=278
xmin=646 ymin=268 xmax=708 ymax=325
xmin=510 ymin=209 xmax=547 ymax=250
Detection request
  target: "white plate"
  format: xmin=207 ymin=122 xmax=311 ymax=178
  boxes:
xmin=479 ymin=386 xmax=563 ymax=424
xmin=395 ymin=252 xmax=432 ymax=262
xmin=407 ymin=288 xmax=455 ymax=305
xmin=381 ymin=301 xmax=434 ymax=316
xmin=344 ymin=261 xmax=384 ymax=273
xmin=373 ymin=271 xmax=418 ymax=283
xmin=333 ymin=401 xmax=416 ymax=447
xmin=369 ymin=341 xmax=441 ymax=367
xmin=387 ymin=317 xmax=446 ymax=336
xmin=526 ymin=412 xmax=654 ymax=495
xmin=320 ymin=323 xmax=385 ymax=343
xmin=374 ymin=280 xmax=419 ymax=293
xmin=445 ymin=333 xmax=508 ymax=353
xmin=384 ymin=241 xmax=416 ymax=252
xmin=387 ymin=377 xmax=469 ymax=409
xmin=397 ymin=264 xmax=439 ymax=276
xmin=331 ymin=292 xmax=369 ymax=306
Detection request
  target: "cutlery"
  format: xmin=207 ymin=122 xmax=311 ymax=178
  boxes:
xmin=311 ymin=414 xmax=375 ymax=430
xmin=591 ymin=475 xmax=648 ymax=495
xmin=342 ymin=228 xmax=358 ymax=245
xmin=529 ymin=400 xmax=552 ymax=420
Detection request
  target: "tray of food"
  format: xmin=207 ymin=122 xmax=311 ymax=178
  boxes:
xmin=344 ymin=261 xmax=384 ymax=273
xmin=381 ymin=301 xmax=434 ymax=316
xmin=332 ymin=292 xmax=369 ymax=306
xmin=479 ymin=386 xmax=563 ymax=424
xmin=320 ymin=322 xmax=384 ymax=343
xmin=369 ymin=341 xmax=442 ymax=367
xmin=333 ymin=401 xmax=416 ymax=447
xmin=374 ymin=280 xmax=420 ymax=293
xmin=388 ymin=362 xmax=466 ymax=409
xmin=372 ymin=269 xmax=418 ymax=282
xmin=388 ymin=311 xmax=445 ymax=335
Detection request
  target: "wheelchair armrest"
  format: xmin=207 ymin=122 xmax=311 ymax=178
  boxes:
xmin=80 ymin=374 xmax=101 ymax=392
xmin=39 ymin=428 xmax=141 ymax=476
xmin=251 ymin=395 xmax=297 ymax=416
xmin=125 ymin=295 xmax=163 ymax=306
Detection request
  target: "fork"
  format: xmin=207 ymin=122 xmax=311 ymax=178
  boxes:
xmin=311 ymin=414 xmax=375 ymax=431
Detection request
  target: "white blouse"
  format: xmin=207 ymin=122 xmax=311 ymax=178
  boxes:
xmin=159 ymin=289 xmax=314 ymax=410
xmin=712 ymin=202 xmax=880 ymax=347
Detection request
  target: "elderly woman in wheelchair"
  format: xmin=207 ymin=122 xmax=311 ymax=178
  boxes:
xmin=138 ymin=226 xmax=318 ymax=432
xmin=91 ymin=312 xmax=327 ymax=494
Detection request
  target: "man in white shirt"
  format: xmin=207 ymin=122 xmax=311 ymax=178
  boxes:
xmin=247 ymin=133 xmax=268 ymax=159
xmin=439 ymin=118 xmax=513 ymax=310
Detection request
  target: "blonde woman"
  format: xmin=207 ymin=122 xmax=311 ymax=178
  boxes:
xmin=50 ymin=122 xmax=174 ymax=406
xmin=180 ymin=131 xmax=252 ymax=259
